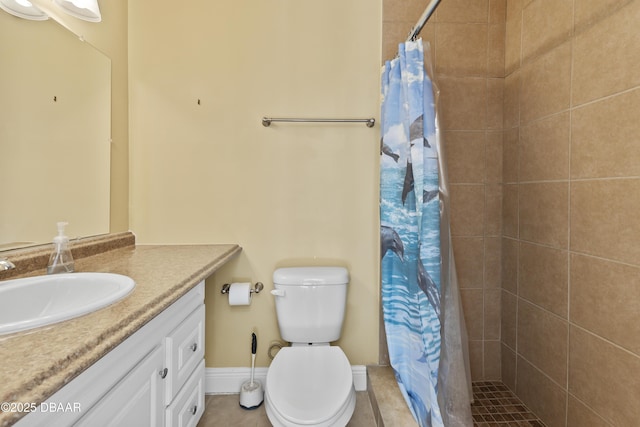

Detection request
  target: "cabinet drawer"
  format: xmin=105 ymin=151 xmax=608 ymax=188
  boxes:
xmin=165 ymin=304 xmax=204 ymax=403
xmin=165 ymin=360 xmax=205 ymax=427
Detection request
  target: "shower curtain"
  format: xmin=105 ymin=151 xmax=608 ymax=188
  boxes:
xmin=380 ymin=40 xmax=473 ymax=427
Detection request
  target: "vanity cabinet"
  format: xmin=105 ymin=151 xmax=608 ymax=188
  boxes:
xmin=17 ymin=282 xmax=206 ymax=427
xmin=74 ymin=345 xmax=166 ymax=426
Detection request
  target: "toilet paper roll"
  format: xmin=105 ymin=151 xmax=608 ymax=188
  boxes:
xmin=228 ymin=282 xmax=252 ymax=306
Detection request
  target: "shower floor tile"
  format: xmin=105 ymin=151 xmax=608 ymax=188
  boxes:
xmin=472 ymin=381 xmax=546 ymax=427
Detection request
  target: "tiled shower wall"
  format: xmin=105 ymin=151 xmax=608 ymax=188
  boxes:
xmin=502 ymin=0 xmax=640 ymax=426
xmin=383 ymin=0 xmax=640 ymax=425
xmin=382 ymin=0 xmax=506 ymax=380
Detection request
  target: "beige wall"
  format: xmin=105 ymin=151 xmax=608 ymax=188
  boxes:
xmin=382 ymin=0 xmax=506 ymax=380
xmin=502 ymin=0 xmax=640 ymax=426
xmin=128 ymin=1 xmax=382 ymax=367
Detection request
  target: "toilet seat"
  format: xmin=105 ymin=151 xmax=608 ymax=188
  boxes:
xmin=265 ymin=346 xmax=356 ymax=426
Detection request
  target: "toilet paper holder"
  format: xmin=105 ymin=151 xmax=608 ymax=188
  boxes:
xmin=221 ymin=282 xmax=264 ymax=295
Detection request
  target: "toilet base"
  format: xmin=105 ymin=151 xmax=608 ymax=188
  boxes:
xmin=265 ymin=385 xmax=356 ymax=427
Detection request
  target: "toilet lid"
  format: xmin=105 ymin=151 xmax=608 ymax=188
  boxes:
xmin=267 ymin=346 xmax=353 ymax=425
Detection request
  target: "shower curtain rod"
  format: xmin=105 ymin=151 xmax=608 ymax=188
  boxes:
xmin=406 ymin=0 xmax=442 ymax=41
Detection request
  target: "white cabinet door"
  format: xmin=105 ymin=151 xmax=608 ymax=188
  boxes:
xmin=75 ymin=345 xmax=165 ymax=427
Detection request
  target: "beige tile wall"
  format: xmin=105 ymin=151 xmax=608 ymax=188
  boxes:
xmin=502 ymin=1 xmax=640 ymax=426
xmin=383 ymin=1 xmax=640 ymax=424
xmin=382 ymin=0 xmax=506 ymax=380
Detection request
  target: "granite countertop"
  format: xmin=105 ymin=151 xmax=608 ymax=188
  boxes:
xmin=0 ymin=242 xmax=241 ymax=426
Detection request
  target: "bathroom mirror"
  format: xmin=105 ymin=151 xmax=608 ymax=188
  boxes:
xmin=0 ymin=11 xmax=111 ymax=250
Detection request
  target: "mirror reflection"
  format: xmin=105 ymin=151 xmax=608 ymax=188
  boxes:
xmin=0 ymin=11 xmax=111 ymax=250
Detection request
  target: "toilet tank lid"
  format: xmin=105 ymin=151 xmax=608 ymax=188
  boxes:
xmin=273 ymin=267 xmax=349 ymax=285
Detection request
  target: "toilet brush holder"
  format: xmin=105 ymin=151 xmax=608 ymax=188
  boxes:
xmin=239 ymin=379 xmax=264 ymax=410
xmin=240 ymin=333 xmax=264 ymax=410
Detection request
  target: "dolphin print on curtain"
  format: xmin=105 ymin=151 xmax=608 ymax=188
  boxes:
xmin=380 ymin=39 xmax=443 ymax=427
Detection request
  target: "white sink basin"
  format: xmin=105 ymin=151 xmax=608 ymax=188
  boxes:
xmin=0 ymin=273 xmax=135 ymax=335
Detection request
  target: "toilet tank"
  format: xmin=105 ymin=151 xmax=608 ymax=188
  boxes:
xmin=272 ymin=267 xmax=349 ymax=344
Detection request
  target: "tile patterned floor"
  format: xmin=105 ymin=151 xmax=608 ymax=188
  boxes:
xmin=472 ymin=381 xmax=546 ymax=427
xmin=197 ymin=381 xmax=544 ymax=426
xmin=197 ymin=391 xmax=375 ymax=427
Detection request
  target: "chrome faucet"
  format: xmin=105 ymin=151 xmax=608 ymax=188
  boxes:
xmin=0 ymin=258 xmax=16 ymax=271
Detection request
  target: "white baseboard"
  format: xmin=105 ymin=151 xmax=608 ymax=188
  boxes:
xmin=205 ymin=366 xmax=367 ymax=394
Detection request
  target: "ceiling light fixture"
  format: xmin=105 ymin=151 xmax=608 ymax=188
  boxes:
xmin=53 ymin=0 xmax=100 ymax=22
xmin=0 ymin=0 xmax=48 ymax=20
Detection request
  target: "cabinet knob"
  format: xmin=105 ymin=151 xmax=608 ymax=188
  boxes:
xmin=159 ymin=368 xmax=168 ymax=379
xmin=190 ymin=343 xmax=198 ymax=352
xmin=191 ymin=405 xmax=197 ymax=415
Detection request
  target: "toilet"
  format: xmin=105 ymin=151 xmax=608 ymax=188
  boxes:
xmin=265 ymin=267 xmax=356 ymax=427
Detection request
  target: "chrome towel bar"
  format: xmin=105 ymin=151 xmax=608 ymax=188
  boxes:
xmin=262 ymin=117 xmax=375 ymax=128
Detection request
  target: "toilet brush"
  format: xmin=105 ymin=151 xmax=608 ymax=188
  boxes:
xmin=239 ymin=332 xmax=264 ymax=409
